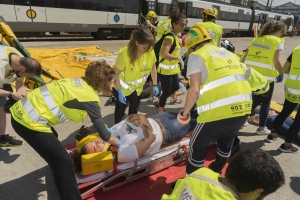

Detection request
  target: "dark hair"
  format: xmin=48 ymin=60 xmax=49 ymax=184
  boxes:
xmin=203 ymin=14 xmax=216 ymax=23
xmin=127 ymin=27 xmax=154 ymax=65
xmin=19 ymin=57 xmax=42 ymax=76
xmin=82 ymin=60 xmax=115 ymax=93
xmin=171 ymin=12 xmax=186 ymax=28
xmin=226 ymin=149 xmax=285 ymax=197
xmin=259 ymin=21 xmax=286 ymax=37
xmin=169 ymin=6 xmax=180 ymax=17
xmin=71 ymin=145 xmax=88 ymax=172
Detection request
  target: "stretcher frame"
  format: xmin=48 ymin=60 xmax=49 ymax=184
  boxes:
xmin=76 ymin=139 xmax=190 ymax=199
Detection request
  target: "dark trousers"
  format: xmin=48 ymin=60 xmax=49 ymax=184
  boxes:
xmin=112 ymin=88 xmax=141 ymax=124
xmin=11 ymin=118 xmax=81 ymax=200
xmin=186 ymin=115 xmax=248 ymax=174
xmin=250 ymin=86 xmax=271 ymax=116
xmin=158 ymin=73 xmax=179 ymax=108
xmin=271 ymin=99 xmax=300 ymax=143
xmin=258 ymin=82 xmax=274 ymax=127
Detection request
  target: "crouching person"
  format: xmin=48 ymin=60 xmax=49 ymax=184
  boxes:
xmin=162 ymin=149 xmax=285 ymax=200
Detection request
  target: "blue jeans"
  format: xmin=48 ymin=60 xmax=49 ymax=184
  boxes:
xmin=259 ymin=81 xmax=274 ymax=127
xmin=152 ymin=112 xmax=197 ymax=145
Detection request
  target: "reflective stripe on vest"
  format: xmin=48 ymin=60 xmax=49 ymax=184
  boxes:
xmin=288 ymin=74 xmax=300 ymax=81
xmin=121 ymin=72 xmax=148 ymax=85
xmin=285 ymin=86 xmax=300 ymax=95
xmin=119 ymin=79 xmax=134 ymax=92
xmin=197 ymin=94 xmax=252 ymax=114
xmin=244 ymin=60 xmax=276 ymax=71
xmin=189 ymin=174 xmax=239 ymax=200
xmin=253 ymin=82 xmax=269 ymax=95
xmin=244 ymin=65 xmax=251 ymax=79
xmin=199 ymin=74 xmax=246 ymax=98
xmin=158 ymin=63 xmax=178 ymax=70
xmin=40 ymin=86 xmax=69 ymax=123
xmin=21 ymin=97 xmax=49 ymax=125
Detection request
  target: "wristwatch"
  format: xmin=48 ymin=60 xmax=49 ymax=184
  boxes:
xmin=8 ymin=91 xmax=13 ymax=98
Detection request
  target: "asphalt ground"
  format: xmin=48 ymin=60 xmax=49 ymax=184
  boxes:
xmin=1 ymin=37 xmax=300 ymax=200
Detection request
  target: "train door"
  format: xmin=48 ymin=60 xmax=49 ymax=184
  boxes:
xmin=178 ymin=0 xmax=186 ymax=16
xmin=14 ymin=0 xmax=46 ymax=22
xmin=107 ymin=0 xmax=125 ymax=25
xmin=260 ymin=13 xmax=267 ymax=29
xmin=275 ymin=15 xmax=281 ymax=21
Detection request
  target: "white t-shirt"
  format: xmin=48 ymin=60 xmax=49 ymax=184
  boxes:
xmin=186 ymin=54 xmax=208 ymax=84
xmin=111 ymin=118 xmax=162 ymax=163
xmin=186 ymin=41 xmax=284 ymax=84
xmin=0 ymin=46 xmax=24 ymax=87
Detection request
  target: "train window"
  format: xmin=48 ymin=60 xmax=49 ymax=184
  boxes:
xmin=44 ymin=0 xmax=55 ymax=7
xmin=124 ymin=0 xmax=139 ymax=13
xmin=74 ymin=0 xmax=82 ymax=9
xmin=31 ymin=0 xmax=44 ymax=7
xmin=82 ymin=0 xmax=100 ymax=10
xmin=186 ymin=2 xmax=201 ymax=18
xmin=54 ymin=0 xmax=75 ymax=9
xmin=0 ymin=0 xmax=14 ymax=4
xmin=219 ymin=11 xmax=229 ymax=21
xmin=99 ymin=1 xmax=108 ymax=12
xmin=107 ymin=1 xmax=123 ymax=12
xmin=244 ymin=14 xmax=251 ymax=22
xmin=238 ymin=10 xmax=243 ymax=22
xmin=14 ymin=0 xmax=29 ymax=5
xmin=157 ymin=3 xmax=171 ymax=16
xmin=254 ymin=15 xmax=260 ymax=23
xmin=229 ymin=12 xmax=237 ymax=21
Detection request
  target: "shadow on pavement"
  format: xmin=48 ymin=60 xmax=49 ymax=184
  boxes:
xmin=0 ymin=148 xmax=20 ymax=164
xmin=0 ymin=166 xmax=60 ymax=200
xmin=290 ymin=177 xmax=300 ymax=195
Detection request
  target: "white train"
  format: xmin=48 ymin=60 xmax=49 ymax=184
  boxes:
xmin=0 ymin=0 xmax=294 ymax=39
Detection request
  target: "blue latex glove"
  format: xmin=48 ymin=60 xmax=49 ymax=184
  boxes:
xmin=117 ymin=88 xmax=127 ymax=104
xmin=153 ymin=85 xmax=159 ymax=96
xmin=107 ymin=128 xmax=121 ymax=148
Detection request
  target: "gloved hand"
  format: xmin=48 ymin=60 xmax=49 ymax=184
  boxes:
xmin=107 ymin=128 xmax=121 ymax=148
xmin=178 ymin=56 xmax=184 ymax=70
xmin=153 ymin=85 xmax=159 ymax=96
xmin=117 ymin=88 xmax=127 ymax=104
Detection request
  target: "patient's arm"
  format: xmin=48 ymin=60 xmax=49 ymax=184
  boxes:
xmin=118 ymin=129 xmax=155 ymax=163
xmin=125 ymin=114 xmax=153 ymax=138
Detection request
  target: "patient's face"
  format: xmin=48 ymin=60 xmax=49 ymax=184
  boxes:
xmin=85 ymin=138 xmax=106 ymax=154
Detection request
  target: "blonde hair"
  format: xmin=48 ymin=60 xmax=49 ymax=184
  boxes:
xmin=82 ymin=60 xmax=115 ymax=94
xmin=259 ymin=21 xmax=286 ymax=37
xmin=127 ymin=28 xmax=155 ymax=65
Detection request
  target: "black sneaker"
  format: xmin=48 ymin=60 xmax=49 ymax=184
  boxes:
xmin=0 ymin=135 xmax=23 ymax=147
xmin=278 ymin=144 xmax=298 ymax=153
xmin=265 ymin=134 xmax=279 ymax=143
xmin=154 ymin=101 xmax=159 ymax=109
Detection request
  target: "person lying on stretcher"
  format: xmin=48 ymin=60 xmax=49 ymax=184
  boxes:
xmin=73 ymin=112 xmax=196 ymax=169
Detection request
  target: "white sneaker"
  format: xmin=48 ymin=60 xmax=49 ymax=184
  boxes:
xmin=256 ymin=128 xmax=271 ymax=135
xmin=148 ymin=97 xmax=156 ymax=102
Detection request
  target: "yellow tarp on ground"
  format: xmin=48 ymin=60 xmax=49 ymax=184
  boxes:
xmin=23 ymin=46 xmax=113 ymax=90
xmin=270 ymin=100 xmax=297 ymax=119
xmin=27 ymin=46 xmax=112 ymax=79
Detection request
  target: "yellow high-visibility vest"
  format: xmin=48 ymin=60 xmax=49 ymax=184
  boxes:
xmin=155 ymin=19 xmax=172 ymax=42
xmin=197 ymin=22 xmax=223 ymax=46
xmin=10 ymin=78 xmax=100 ymax=132
xmin=157 ymin=33 xmax=181 ymax=75
xmin=117 ymin=46 xmax=156 ymax=96
xmin=245 ymin=35 xmax=284 ymax=82
xmin=285 ymin=45 xmax=300 ymax=103
xmin=161 ymin=168 xmax=237 ymax=200
xmin=193 ymin=45 xmax=252 ymax=123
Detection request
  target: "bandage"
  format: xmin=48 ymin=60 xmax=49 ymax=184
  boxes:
xmin=177 ymin=109 xmax=191 ymax=125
